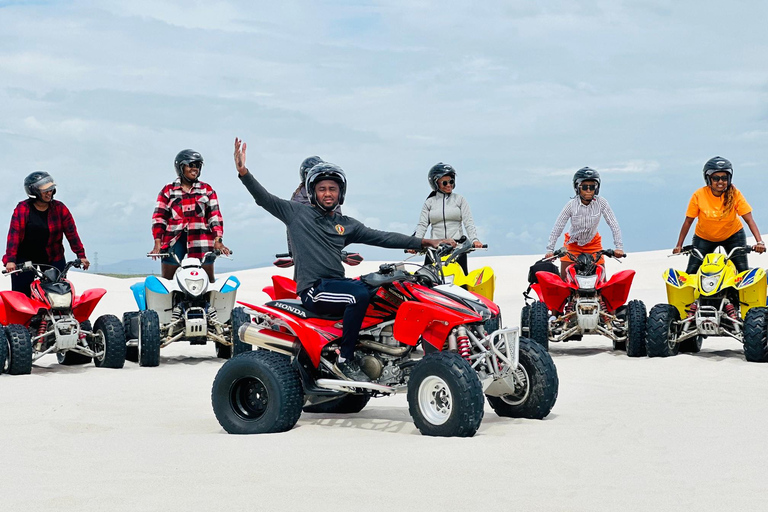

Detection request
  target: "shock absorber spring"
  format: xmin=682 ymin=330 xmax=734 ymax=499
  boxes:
xmin=37 ymin=319 xmax=48 ymax=337
xmin=724 ymin=303 xmax=737 ymax=320
xmin=687 ymin=303 xmax=698 ymax=317
xmin=457 ymin=326 xmax=471 ymax=361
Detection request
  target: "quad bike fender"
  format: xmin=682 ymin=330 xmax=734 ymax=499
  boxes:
xmin=597 ymin=269 xmax=635 ymax=312
xmin=465 ymin=267 xmax=496 ymax=301
xmin=535 ymin=271 xmax=573 ymax=312
xmin=663 ymin=268 xmax=697 ymax=319
xmin=736 ymin=268 xmax=767 ymax=318
xmin=130 ymin=281 xmax=147 ymax=311
xmin=393 ymin=301 xmax=481 ymax=350
xmin=238 ymin=301 xmax=335 ymax=367
xmin=0 ymin=290 xmax=46 ymax=325
xmin=272 ymin=275 xmax=299 ymax=300
xmin=210 ymin=275 xmax=240 ymax=294
xmin=72 ymin=288 xmax=107 ymax=323
xmin=208 ymin=276 xmax=240 ymax=321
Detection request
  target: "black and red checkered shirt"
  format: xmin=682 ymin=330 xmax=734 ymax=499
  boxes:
xmin=3 ymin=199 xmax=86 ymax=265
xmin=152 ymin=178 xmax=224 ymax=260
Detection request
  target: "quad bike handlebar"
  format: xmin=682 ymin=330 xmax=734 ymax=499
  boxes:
xmin=671 ymin=245 xmax=753 ymax=262
xmin=542 ymin=248 xmax=625 ymax=264
xmin=146 ymin=249 xmax=232 ymax=265
xmin=2 ymin=259 xmax=82 ymax=280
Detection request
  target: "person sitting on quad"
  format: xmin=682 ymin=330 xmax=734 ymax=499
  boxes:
xmin=672 ymin=156 xmax=765 ymax=273
xmin=150 ymin=149 xmax=231 ymax=282
xmin=545 ymin=167 xmax=624 ymax=278
xmin=3 ymin=171 xmax=90 ymax=296
xmin=408 ymin=162 xmax=483 ymax=275
xmin=233 ymin=137 xmax=455 ymax=382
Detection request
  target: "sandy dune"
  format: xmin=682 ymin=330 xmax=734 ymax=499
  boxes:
xmin=2 ymin=249 xmax=767 ymax=511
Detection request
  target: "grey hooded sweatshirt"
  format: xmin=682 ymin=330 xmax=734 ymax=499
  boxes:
xmin=414 ymin=191 xmax=479 ymax=241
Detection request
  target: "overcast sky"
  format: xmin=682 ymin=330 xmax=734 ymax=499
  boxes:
xmin=1 ymin=0 xmax=767 ymax=269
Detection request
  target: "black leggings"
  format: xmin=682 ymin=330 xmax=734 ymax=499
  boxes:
xmin=686 ymin=229 xmax=749 ymax=274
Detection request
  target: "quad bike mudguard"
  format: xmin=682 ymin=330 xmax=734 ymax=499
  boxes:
xmin=262 ymin=275 xmax=299 ymax=301
xmin=392 ymin=301 xmax=482 ymax=349
xmin=735 ymin=268 xmax=767 ymax=318
xmin=0 ymin=290 xmax=47 ymax=325
xmin=663 ymin=268 xmax=698 ymax=319
xmin=534 ymin=271 xmax=573 ymax=312
xmin=443 ymin=261 xmax=496 ymax=301
xmin=597 ymin=269 xmax=635 ymax=312
xmin=72 ymin=288 xmax=107 ymax=323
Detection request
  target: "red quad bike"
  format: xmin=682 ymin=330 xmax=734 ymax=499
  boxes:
xmin=211 ymin=240 xmax=559 ymax=437
xmin=521 ymin=248 xmax=647 ymax=357
xmin=0 ymin=260 xmax=126 ymax=375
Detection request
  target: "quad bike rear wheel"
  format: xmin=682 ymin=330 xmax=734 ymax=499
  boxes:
xmin=646 ymin=304 xmax=680 ymax=357
xmin=216 ymin=307 xmax=253 ymax=359
xmin=211 ymin=350 xmax=303 ymax=434
xmin=303 ymin=393 xmax=370 ymax=414
xmin=57 ymin=320 xmax=93 ymax=366
xmin=122 ymin=312 xmax=140 ymax=362
xmin=138 ymin=310 xmax=161 ymax=367
xmin=520 ymin=304 xmax=530 ymax=337
xmin=0 ymin=328 xmax=8 ymax=373
xmin=486 ymin=336 xmax=559 ymax=419
xmin=743 ymin=307 xmax=768 ymax=362
xmin=407 ymin=351 xmax=484 ymax=437
xmin=679 ymin=335 xmax=703 ymax=353
xmin=625 ymin=300 xmax=647 ymax=358
xmin=529 ymin=301 xmax=550 ymax=351
xmin=91 ymin=315 xmax=127 ymax=368
xmin=4 ymin=324 xmax=33 ymax=375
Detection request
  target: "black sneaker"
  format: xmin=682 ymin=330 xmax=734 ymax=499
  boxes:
xmin=335 ymin=359 xmax=371 ymax=382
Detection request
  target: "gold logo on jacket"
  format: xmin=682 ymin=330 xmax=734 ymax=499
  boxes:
xmin=335 ymin=224 xmax=345 ymax=235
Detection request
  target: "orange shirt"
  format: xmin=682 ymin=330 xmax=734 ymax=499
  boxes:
xmin=686 ymin=186 xmax=751 ymax=242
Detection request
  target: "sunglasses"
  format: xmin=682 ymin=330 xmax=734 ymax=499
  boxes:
xmin=580 ymin=184 xmax=597 ymax=191
xmin=710 ymin=175 xmax=729 ymax=183
xmin=187 ymin=161 xmax=203 ymax=169
xmin=440 ymin=179 xmax=455 ymax=187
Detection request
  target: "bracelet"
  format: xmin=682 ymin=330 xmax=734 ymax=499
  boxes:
xmin=757 ymin=241 xmax=765 ymax=246
xmin=214 ymin=237 xmax=223 ymax=243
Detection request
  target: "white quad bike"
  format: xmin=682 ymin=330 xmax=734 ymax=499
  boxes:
xmin=124 ymin=251 xmax=250 ymax=366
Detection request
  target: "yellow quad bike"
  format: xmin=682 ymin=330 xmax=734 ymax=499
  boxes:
xmin=646 ymin=245 xmax=768 ymax=361
xmin=440 ymin=240 xmax=495 ymax=302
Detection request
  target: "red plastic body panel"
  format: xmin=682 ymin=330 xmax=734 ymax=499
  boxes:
xmin=393 ymin=301 xmax=481 ymax=350
xmin=72 ymin=288 xmax=107 ymax=323
xmin=0 ymin=291 xmax=48 ymax=326
xmin=535 ymin=271 xmax=575 ymax=312
xmin=595 ymin=269 xmax=635 ymax=311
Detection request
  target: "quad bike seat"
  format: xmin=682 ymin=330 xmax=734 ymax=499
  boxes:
xmin=265 ymin=299 xmax=344 ymax=321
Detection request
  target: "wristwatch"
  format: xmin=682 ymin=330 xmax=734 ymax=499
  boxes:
xmin=214 ymin=237 xmax=223 ymax=243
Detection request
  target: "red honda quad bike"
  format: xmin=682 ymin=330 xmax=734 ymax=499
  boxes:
xmin=521 ymin=248 xmax=647 ymax=357
xmin=211 ymin=240 xmax=558 ymax=438
xmin=1 ymin=260 xmax=126 ymax=374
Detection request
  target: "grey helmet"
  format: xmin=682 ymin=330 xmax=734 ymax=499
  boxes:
xmin=573 ymin=167 xmax=601 ymax=196
xmin=305 ymin=162 xmax=347 ymax=210
xmin=24 ymin=171 xmax=56 ymax=200
xmin=428 ymin=162 xmax=456 ymax=192
xmin=703 ymin=156 xmax=732 ymax=185
xmin=299 ymin=156 xmax=324 ymax=184
xmin=174 ymin=149 xmax=204 ymax=179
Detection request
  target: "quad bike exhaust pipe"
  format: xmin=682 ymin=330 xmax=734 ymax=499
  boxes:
xmin=238 ymin=323 xmax=299 ymax=356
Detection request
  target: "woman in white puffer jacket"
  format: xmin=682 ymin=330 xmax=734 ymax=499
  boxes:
xmin=411 ymin=162 xmax=483 ymax=274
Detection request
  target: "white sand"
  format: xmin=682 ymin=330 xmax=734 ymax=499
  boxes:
xmin=2 ymin=250 xmax=768 ymax=512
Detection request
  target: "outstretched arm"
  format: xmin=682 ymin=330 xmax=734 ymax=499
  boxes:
xmin=673 ymin=217 xmax=695 ymax=254
xmin=741 ymin=212 xmax=766 ymax=253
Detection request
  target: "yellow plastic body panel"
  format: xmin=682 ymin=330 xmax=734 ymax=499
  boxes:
xmin=442 ymin=262 xmax=496 ymax=301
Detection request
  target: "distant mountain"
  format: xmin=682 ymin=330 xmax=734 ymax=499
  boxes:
xmin=94 ymin=257 xmax=273 ymax=275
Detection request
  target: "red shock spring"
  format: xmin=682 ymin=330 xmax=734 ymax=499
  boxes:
xmin=724 ymin=303 xmax=737 ymax=319
xmin=37 ymin=319 xmax=48 ymax=337
xmin=457 ymin=335 xmax=471 ymax=361
xmin=688 ymin=303 xmax=698 ymax=317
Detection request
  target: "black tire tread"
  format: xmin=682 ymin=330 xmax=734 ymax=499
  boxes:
xmin=230 ymin=307 xmax=253 ymax=357
xmin=743 ymin=307 xmax=768 ymax=362
xmin=529 ymin=301 xmax=550 ymax=351
xmin=139 ymin=310 xmax=161 ymax=367
xmin=0 ymin=327 xmax=8 ymax=373
xmin=4 ymin=324 xmax=33 ymax=375
xmin=487 ymin=336 xmax=558 ymax=419
xmin=625 ymin=299 xmax=648 ymax=357
xmin=122 ymin=312 xmax=140 ymax=363
xmin=92 ymin=315 xmax=127 ymax=368
xmin=646 ymin=304 xmax=679 ymax=357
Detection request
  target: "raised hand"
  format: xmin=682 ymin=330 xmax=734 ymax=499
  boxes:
xmin=234 ymin=137 xmax=248 ymax=176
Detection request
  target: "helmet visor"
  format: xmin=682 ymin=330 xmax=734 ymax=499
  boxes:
xmin=31 ymin=175 xmax=55 ymax=192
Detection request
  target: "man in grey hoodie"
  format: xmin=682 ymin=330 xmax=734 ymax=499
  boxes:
xmin=234 ymin=138 xmax=455 ymax=381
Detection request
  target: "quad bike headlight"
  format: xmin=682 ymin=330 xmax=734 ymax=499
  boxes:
xmin=47 ymin=292 xmax=72 ymax=309
xmin=700 ymin=276 xmax=719 ymax=293
xmin=184 ymin=279 xmax=206 ymax=296
xmin=575 ymin=275 xmax=598 ymax=289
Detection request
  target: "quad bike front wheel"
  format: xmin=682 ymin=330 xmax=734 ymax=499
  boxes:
xmin=91 ymin=315 xmax=127 ymax=368
xmin=4 ymin=324 xmax=33 ymax=375
xmin=0 ymin=328 xmax=8 ymax=373
xmin=122 ymin=312 xmax=140 ymax=362
xmin=407 ymin=351 xmax=484 ymax=437
xmin=211 ymin=350 xmax=304 ymax=434
xmin=529 ymin=301 xmax=550 ymax=351
xmin=138 ymin=310 xmax=161 ymax=367
xmin=625 ymin=300 xmax=648 ymax=358
xmin=520 ymin=304 xmax=530 ymax=337
xmin=646 ymin=304 xmax=680 ymax=357
xmin=743 ymin=307 xmax=768 ymax=362
xmin=486 ymin=336 xmax=559 ymax=419
xmin=57 ymin=320 xmax=94 ymax=366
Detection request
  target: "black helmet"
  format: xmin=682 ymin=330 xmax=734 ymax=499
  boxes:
xmin=305 ymin=162 xmax=347 ymax=210
xmin=428 ymin=162 xmax=457 ymax=192
xmin=24 ymin=171 xmax=56 ymax=200
xmin=299 ymin=156 xmax=324 ymax=184
xmin=573 ymin=167 xmax=601 ymax=196
xmin=703 ymin=156 xmax=732 ymax=185
xmin=174 ymin=149 xmax=204 ymax=178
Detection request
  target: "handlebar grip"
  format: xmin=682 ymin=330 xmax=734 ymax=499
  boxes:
xmin=275 ymin=253 xmax=290 ymax=258
xmin=481 ymin=244 xmax=488 ymax=249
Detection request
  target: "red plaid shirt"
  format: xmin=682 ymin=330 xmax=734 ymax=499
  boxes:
xmin=152 ymin=179 xmax=224 ymax=260
xmin=3 ymin=199 xmax=86 ymax=265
